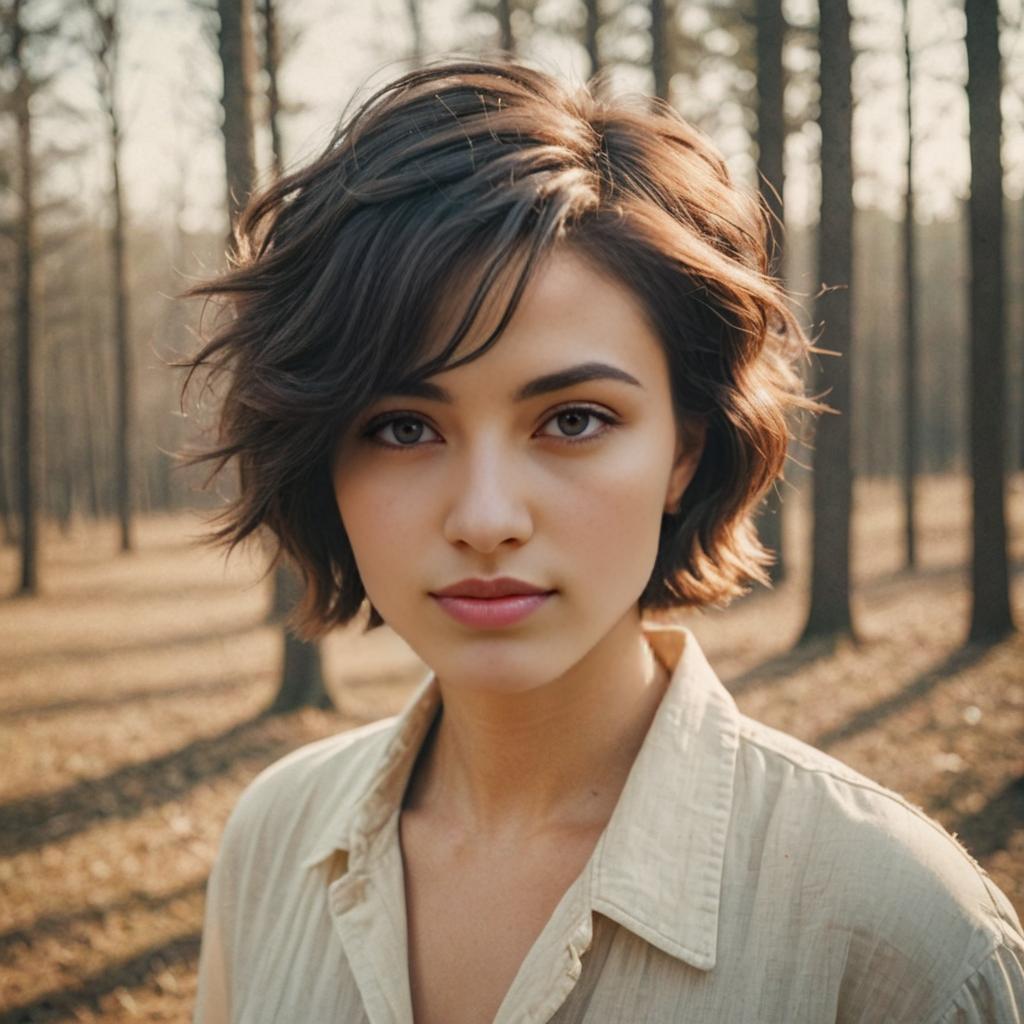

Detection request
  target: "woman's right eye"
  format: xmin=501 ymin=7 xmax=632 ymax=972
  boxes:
xmin=363 ymin=414 xmax=441 ymax=448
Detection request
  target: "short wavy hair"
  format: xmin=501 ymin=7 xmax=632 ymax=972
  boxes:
xmin=181 ymin=56 xmax=823 ymax=640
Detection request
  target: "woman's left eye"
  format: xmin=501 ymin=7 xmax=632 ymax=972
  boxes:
xmin=538 ymin=406 xmax=618 ymax=443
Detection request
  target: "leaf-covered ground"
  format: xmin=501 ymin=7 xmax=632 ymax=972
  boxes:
xmin=1 ymin=473 xmax=1022 ymax=1022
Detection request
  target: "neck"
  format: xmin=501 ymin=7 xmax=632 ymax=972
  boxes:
xmin=404 ymin=612 xmax=670 ymax=838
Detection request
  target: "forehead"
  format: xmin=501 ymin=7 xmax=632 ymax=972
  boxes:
xmin=420 ymin=243 xmax=665 ymax=380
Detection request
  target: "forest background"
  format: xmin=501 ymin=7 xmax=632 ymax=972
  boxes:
xmin=1 ymin=0 xmax=1022 ymax=1019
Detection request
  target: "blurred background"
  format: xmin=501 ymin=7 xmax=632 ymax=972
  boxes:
xmin=1 ymin=0 xmax=1022 ymax=1019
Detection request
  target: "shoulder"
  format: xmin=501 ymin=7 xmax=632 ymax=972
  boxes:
xmin=217 ymin=714 xmax=400 ymax=865
xmin=730 ymin=714 xmax=1024 ymax=1015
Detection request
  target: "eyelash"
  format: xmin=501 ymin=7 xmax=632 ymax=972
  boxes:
xmin=360 ymin=404 xmax=620 ymax=450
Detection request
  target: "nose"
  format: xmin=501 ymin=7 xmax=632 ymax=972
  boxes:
xmin=442 ymin=440 xmax=534 ymax=554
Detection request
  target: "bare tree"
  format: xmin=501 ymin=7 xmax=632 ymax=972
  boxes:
xmin=497 ymin=0 xmax=514 ymax=52
xmin=404 ymin=0 xmax=424 ymax=67
xmin=964 ymin=0 xmax=1014 ymax=640
xmin=899 ymin=0 xmax=919 ymax=571
xmin=83 ymin=0 xmax=133 ymax=552
xmin=754 ymin=0 xmax=787 ymax=584
xmin=583 ymin=0 xmax=601 ymax=78
xmin=649 ymin=0 xmax=670 ymax=101
xmin=268 ymin=566 xmax=331 ymax=712
xmin=257 ymin=0 xmax=330 ymax=711
xmin=801 ymin=0 xmax=855 ymax=643
xmin=257 ymin=0 xmax=284 ymax=177
xmin=4 ymin=0 xmax=45 ymax=594
xmin=218 ymin=0 xmax=256 ymax=234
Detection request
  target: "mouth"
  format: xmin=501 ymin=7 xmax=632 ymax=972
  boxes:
xmin=429 ymin=589 xmax=556 ymax=629
xmin=429 ymin=576 xmax=556 ymax=628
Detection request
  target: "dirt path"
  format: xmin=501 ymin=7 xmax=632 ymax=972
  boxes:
xmin=1 ymin=475 xmax=1021 ymax=1022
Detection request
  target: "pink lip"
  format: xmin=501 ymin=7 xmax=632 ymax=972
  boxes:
xmin=432 ymin=592 xmax=553 ymax=628
xmin=432 ymin=576 xmax=550 ymax=599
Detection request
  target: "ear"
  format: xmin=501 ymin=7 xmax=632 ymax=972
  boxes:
xmin=664 ymin=418 xmax=706 ymax=515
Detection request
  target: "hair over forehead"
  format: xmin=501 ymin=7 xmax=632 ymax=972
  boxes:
xmin=180 ymin=56 xmax=824 ymax=638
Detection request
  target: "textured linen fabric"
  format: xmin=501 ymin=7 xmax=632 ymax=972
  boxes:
xmin=193 ymin=623 xmax=1024 ymax=1024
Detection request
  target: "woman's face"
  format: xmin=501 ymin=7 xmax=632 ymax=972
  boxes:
xmin=332 ymin=246 xmax=703 ymax=694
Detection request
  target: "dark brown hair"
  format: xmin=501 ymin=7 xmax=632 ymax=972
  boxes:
xmin=181 ymin=56 xmax=823 ymax=640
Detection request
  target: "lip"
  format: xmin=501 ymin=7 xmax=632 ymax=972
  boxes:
xmin=431 ymin=592 xmax=553 ymax=628
xmin=429 ymin=577 xmax=555 ymax=629
xmin=431 ymin=577 xmax=551 ymax=599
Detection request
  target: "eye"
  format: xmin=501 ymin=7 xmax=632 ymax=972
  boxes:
xmin=361 ymin=413 xmax=440 ymax=448
xmin=538 ymin=405 xmax=618 ymax=444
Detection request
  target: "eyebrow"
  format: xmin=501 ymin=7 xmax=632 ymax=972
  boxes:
xmin=386 ymin=361 xmax=645 ymax=403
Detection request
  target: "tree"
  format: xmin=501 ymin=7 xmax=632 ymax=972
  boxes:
xmin=964 ymin=0 xmax=1014 ymax=639
xmin=404 ymin=0 xmax=424 ymax=67
xmin=497 ymin=0 xmax=514 ymax=51
xmin=754 ymin=0 xmax=787 ymax=584
xmin=257 ymin=0 xmax=284 ymax=175
xmin=583 ymin=0 xmax=601 ymax=79
xmin=900 ymin=0 xmax=919 ymax=571
xmin=801 ymin=0 xmax=855 ymax=643
xmin=217 ymin=0 xmax=256 ymax=234
xmin=258 ymin=0 xmax=330 ymax=711
xmin=83 ymin=0 xmax=133 ymax=552
xmin=209 ymin=0 xmax=331 ymax=712
xmin=649 ymin=0 xmax=670 ymax=101
xmin=4 ymin=0 xmax=45 ymax=594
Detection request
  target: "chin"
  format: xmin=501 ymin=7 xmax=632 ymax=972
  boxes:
xmin=403 ymin=632 xmax=568 ymax=693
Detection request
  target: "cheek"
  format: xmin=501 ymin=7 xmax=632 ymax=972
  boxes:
xmin=333 ymin=468 xmax=418 ymax=592
xmin=545 ymin=441 xmax=671 ymax=584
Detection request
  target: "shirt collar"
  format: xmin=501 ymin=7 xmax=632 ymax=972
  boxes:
xmin=302 ymin=622 xmax=739 ymax=972
xmin=588 ymin=622 xmax=740 ymax=970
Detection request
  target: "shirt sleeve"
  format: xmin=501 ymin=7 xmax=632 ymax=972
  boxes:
xmin=192 ymin=836 xmax=234 ymax=1024
xmin=935 ymin=938 xmax=1024 ymax=1024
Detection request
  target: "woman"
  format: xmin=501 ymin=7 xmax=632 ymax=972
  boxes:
xmin=186 ymin=57 xmax=1023 ymax=1023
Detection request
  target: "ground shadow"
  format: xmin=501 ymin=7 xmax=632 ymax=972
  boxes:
xmin=0 ymin=878 xmax=207 ymax=964
xmin=31 ymin=575 xmax=263 ymax=609
xmin=0 ymin=710 xmax=309 ymax=858
xmin=946 ymin=775 xmax=1024 ymax=860
xmin=0 ymin=667 xmax=269 ymax=721
xmin=857 ymin=557 xmax=1024 ymax=598
xmin=813 ymin=640 xmax=1000 ymax=751
xmin=722 ymin=634 xmax=839 ymax=698
xmin=3 ymin=617 xmax=269 ymax=673
xmin=0 ymin=931 xmax=201 ymax=1023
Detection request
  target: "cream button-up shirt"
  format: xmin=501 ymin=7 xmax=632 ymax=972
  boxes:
xmin=194 ymin=623 xmax=1024 ymax=1023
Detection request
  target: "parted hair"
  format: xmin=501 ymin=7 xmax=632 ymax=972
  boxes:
xmin=181 ymin=56 xmax=824 ymax=640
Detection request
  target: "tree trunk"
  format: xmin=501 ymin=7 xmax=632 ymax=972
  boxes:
xmin=51 ymin=342 xmax=74 ymax=534
xmin=259 ymin=0 xmax=285 ymax=176
xmin=0 ymin=393 xmax=12 ymax=545
xmin=900 ymin=0 xmax=918 ymax=571
xmin=254 ymin=0 xmax=330 ymax=709
xmin=497 ymin=0 xmax=514 ymax=53
xmin=583 ymin=0 xmax=601 ymax=80
xmin=405 ymin=0 xmax=424 ymax=67
xmin=86 ymin=0 xmax=134 ymax=550
xmin=755 ymin=0 xmax=787 ymax=585
xmin=964 ymin=0 xmax=1014 ymax=640
xmin=269 ymin=565 xmax=331 ymax=713
xmin=13 ymin=0 xmax=40 ymax=595
xmin=218 ymin=0 xmax=257 ymax=235
xmin=801 ymin=0 xmax=855 ymax=642
xmin=650 ymin=0 xmax=669 ymax=102
xmin=110 ymin=65 xmax=133 ymax=552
